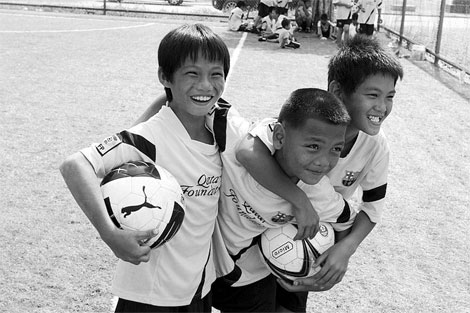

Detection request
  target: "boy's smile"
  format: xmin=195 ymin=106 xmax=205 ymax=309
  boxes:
xmin=274 ymin=118 xmax=346 ymax=186
xmin=160 ymin=56 xmax=225 ymax=121
xmin=342 ymin=73 xmax=396 ymax=137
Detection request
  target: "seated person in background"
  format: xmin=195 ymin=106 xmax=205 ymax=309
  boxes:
xmin=279 ymin=18 xmax=300 ymax=49
xmin=228 ymin=1 xmax=250 ymax=31
xmin=258 ymin=7 xmax=287 ymax=42
xmin=295 ymin=0 xmax=313 ymax=32
xmin=317 ymin=13 xmax=335 ymax=40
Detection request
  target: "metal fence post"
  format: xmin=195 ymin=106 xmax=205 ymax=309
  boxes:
xmin=103 ymin=0 xmax=107 ymax=15
xmin=434 ymin=0 xmax=446 ymax=66
xmin=399 ymin=0 xmax=407 ymax=46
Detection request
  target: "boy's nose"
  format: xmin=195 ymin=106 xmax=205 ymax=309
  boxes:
xmin=197 ymin=76 xmax=212 ymax=90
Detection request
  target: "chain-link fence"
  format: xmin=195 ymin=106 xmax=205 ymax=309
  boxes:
xmin=379 ymin=0 xmax=469 ymax=80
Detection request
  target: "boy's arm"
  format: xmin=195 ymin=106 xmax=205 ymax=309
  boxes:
xmin=133 ymin=94 xmax=167 ymax=126
xmin=60 ymin=152 xmax=157 ymax=265
xmin=236 ymin=134 xmax=319 ymax=240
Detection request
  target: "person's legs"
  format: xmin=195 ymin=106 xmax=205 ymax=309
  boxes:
xmin=276 ymin=283 xmax=308 ymax=313
xmin=115 ymin=294 xmax=212 ymax=313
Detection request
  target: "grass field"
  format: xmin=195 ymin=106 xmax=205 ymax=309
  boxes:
xmin=1 ymin=9 xmax=469 ymax=313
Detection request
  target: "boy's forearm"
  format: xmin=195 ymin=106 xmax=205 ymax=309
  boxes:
xmin=339 ymin=210 xmax=376 ymax=255
xmin=59 ymin=153 xmax=116 ymax=240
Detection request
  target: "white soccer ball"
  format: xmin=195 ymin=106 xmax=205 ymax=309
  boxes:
xmin=100 ymin=161 xmax=185 ymax=249
xmin=258 ymin=222 xmax=335 ymax=282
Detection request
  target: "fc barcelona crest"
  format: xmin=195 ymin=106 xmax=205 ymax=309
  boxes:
xmin=342 ymin=171 xmax=360 ymax=186
xmin=271 ymin=212 xmax=294 ymax=224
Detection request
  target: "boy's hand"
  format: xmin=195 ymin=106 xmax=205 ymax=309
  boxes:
xmin=292 ymin=198 xmax=319 ymax=241
xmin=309 ymin=240 xmax=352 ymax=286
xmin=102 ymin=228 xmax=159 ymax=265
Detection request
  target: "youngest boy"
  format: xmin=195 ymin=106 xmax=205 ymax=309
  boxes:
xmin=279 ymin=18 xmax=300 ymax=49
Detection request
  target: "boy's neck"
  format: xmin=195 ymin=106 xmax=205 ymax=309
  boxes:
xmin=171 ymin=107 xmax=214 ymax=145
xmin=341 ymin=128 xmax=359 ymax=157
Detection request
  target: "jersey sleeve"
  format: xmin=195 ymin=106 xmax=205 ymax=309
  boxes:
xmin=357 ymin=138 xmax=389 ymax=223
xmin=80 ymin=123 xmax=157 ymax=179
xmin=248 ymin=118 xmax=277 ymax=155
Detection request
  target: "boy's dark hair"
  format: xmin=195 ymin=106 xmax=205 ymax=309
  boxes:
xmin=328 ymin=35 xmax=404 ymax=95
xmin=278 ymin=88 xmax=350 ymax=129
xmin=281 ymin=18 xmax=290 ymax=28
xmin=352 ymin=12 xmax=358 ymax=20
xmin=268 ymin=6 xmax=280 ymax=15
xmin=158 ymin=24 xmax=230 ymax=102
xmin=320 ymin=13 xmax=328 ymax=21
xmin=236 ymin=0 xmax=246 ymax=8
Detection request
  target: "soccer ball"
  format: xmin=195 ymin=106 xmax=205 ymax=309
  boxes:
xmin=258 ymin=222 xmax=335 ymax=282
xmin=100 ymin=161 xmax=185 ymax=249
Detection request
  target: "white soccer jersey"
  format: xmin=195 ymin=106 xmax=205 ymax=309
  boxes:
xmin=215 ymin=115 xmax=354 ymax=286
xmin=333 ymin=0 xmax=354 ymax=20
xmin=81 ymin=105 xmax=226 ymax=306
xmin=253 ymin=118 xmax=389 ymax=224
xmin=356 ymin=0 xmax=382 ymax=25
xmin=261 ymin=14 xmax=288 ymax=34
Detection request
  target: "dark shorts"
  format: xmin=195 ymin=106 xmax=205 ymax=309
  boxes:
xmin=114 ymin=294 xmax=212 ymax=313
xmin=258 ymin=2 xmax=271 ymax=17
xmin=359 ymin=23 xmax=375 ymax=36
xmin=212 ymin=274 xmax=277 ymax=312
xmin=336 ymin=19 xmax=352 ymax=28
xmin=276 ymin=282 xmax=308 ymax=313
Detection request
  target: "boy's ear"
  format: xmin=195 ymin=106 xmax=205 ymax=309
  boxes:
xmin=158 ymin=67 xmax=171 ymax=87
xmin=328 ymin=80 xmax=343 ymax=98
xmin=272 ymin=123 xmax=286 ymax=150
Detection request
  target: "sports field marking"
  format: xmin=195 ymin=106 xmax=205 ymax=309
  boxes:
xmin=0 ymin=11 xmax=156 ymax=33
xmin=226 ymin=31 xmax=247 ymax=86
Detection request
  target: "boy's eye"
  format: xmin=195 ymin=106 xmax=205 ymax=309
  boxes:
xmin=212 ymin=72 xmax=224 ymax=78
xmin=308 ymin=144 xmax=319 ymax=151
xmin=332 ymin=146 xmax=343 ymax=153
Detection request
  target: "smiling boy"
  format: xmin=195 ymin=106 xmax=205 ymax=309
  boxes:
xmin=60 ymin=24 xmax=231 ymax=312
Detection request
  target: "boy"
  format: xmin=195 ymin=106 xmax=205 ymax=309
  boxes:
xmin=317 ymin=13 xmax=335 ymax=40
xmin=212 ymin=88 xmax=354 ymax=312
xmin=252 ymin=0 xmax=276 ymax=32
xmin=295 ymin=0 xmax=313 ymax=32
xmin=258 ymin=7 xmax=287 ymax=42
xmin=333 ymin=0 xmax=355 ymax=46
xmin=356 ymin=0 xmax=382 ymax=37
xmin=237 ymin=35 xmax=404 ymax=312
xmin=279 ymin=18 xmax=300 ymax=49
xmin=137 ymin=89 xmax=355 ymax=312
xmin=228 ymin=1 xmax=249 ymax=32
xmin=59 ymin=24 xmax=231 ymax=312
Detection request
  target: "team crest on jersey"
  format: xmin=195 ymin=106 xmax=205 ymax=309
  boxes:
xmin=271 ymin=212 xmax=294 ymax=224
xmin=342 ymin=171 xmax=360 ymax=186
xmin=96 ymin=134 xmax=122 ymax=156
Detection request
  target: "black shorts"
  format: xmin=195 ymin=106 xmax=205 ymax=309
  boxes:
xmin=276 ymin=282 xmax=308 ymax=313
xmin=336 ymin=19 xmax=352 ymax=28
xmin=212 ymin=274 xmax=277 ymax=312
xmin=115 ymin=293 xmax=212 ymax=312
xmin=359 ymin=23 xmax=375 ymax=36
xmin=258 ymin=2 xmax=271 ymax=17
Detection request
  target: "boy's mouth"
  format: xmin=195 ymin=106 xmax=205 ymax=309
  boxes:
xmin=367 ymin=115 xmax=383 ymax=124
xmin=191 ymin=95 xmax=213 ymax=103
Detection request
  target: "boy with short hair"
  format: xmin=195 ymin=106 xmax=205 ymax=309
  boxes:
xmin=279 ymin=18 xmax=300 ymax=49
xmin=317 ymin=13 xmax=335 ymax=40
xmin=258 ymin=7 xmax=287 ymax=41
xmin=237 ymin=35 xmax=404 ymax=312
xmin=59 ymin=24 xmax=231 ymax=312
xmin=228 ymin=1 xmax=249 ymax=32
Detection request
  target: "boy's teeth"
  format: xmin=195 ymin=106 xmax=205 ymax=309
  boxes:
xmin=192 ymin=96 xmax=211 ymax=102
xmin=368 ymin=115 xmax=381 ymax=123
